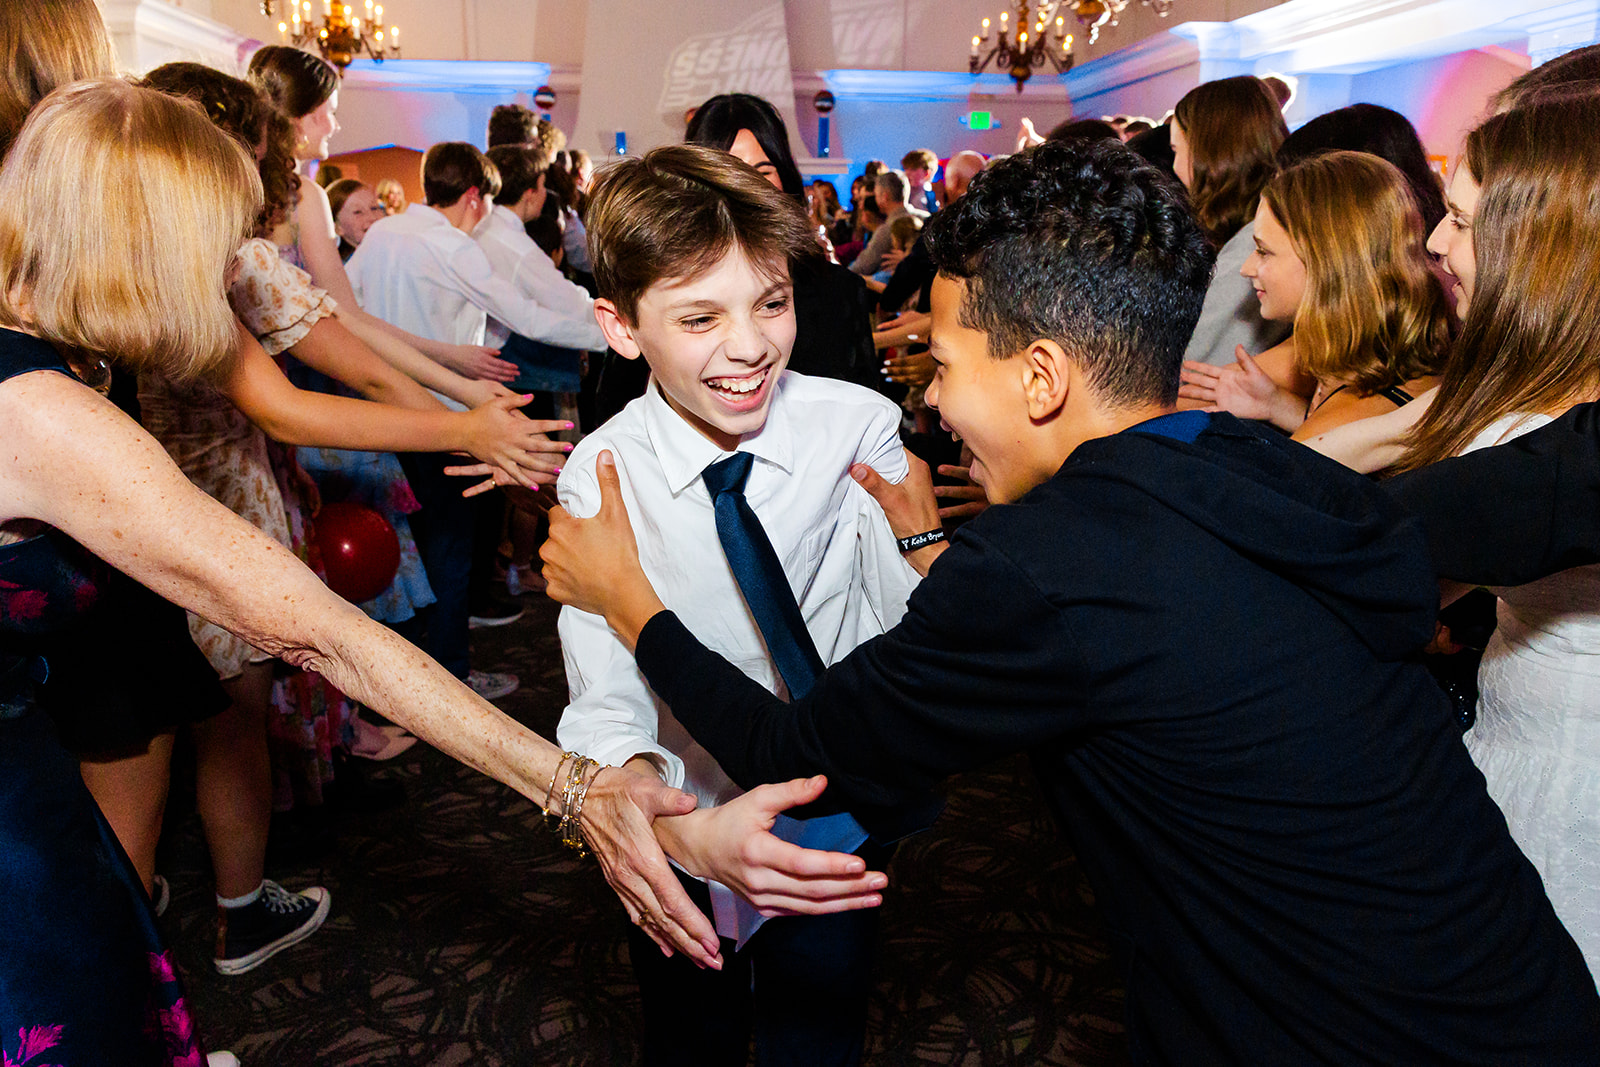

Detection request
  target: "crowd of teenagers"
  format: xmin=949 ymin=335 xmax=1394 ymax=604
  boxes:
xmin=2 ymin=1 xmax=1600 ymax=1063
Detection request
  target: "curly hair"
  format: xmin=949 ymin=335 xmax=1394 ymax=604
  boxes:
xmin=1263 ymin=151 xmax=1452 ymax=398
xmin=1173 ymin=76 xmax=1286 ymax=246
xmin=141 ymin=62 xmax=300 ymax=236
xmin=1399 ymin=96 xmax=1600 ymax=471
xmin=924 ymin=138 xmax=1214 ymax=407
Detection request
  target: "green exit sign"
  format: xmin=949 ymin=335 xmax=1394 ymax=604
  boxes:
xmin=967 ymin=110 xmax=994 ymax=130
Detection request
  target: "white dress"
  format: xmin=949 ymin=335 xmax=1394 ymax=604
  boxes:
xmin=1459 ymin=411 xmax=1600 ymax=982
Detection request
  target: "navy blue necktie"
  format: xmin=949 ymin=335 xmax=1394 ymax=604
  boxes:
xmin=699 ymin=452 xmax=868 ymax=948
xmin=701 ymin=451 xmax=826 ymax=699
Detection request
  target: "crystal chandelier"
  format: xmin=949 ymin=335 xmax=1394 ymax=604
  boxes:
xmin=969 ymin=3 xmax=1074 ymax=92
xmin=261 ymin=1 xmax=400 ymax=73
xmin=969 ymin=0 xmax=1179 ymax=91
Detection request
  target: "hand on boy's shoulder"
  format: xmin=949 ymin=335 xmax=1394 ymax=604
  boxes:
xmin=555 ymin=435 xmax=628 ymax=520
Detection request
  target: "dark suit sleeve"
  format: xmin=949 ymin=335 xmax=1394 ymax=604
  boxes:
xmin=1385 ymin=402 xmax=1600 ymax=585
xmin=634 ymin=530 xmax=1089 ymax=838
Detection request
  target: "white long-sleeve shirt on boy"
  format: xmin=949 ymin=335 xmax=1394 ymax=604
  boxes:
xmin=556 ymin=372 xmax=919 ymax=810
xmin=474 ymin=204 xmax=605 ymax=352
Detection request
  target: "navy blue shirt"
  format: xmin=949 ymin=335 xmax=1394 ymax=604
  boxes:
xmin=637 ymin=413 xmax=1600 ymax=1064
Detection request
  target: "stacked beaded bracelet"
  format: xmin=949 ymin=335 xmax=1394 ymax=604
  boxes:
xmin=561 ymin=756 xmax=602 ymax=857
xmin=541 ymin=751 xmax=603 ymax=858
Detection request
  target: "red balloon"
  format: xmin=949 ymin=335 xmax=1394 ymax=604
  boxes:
xmin=313 ymin=502 xmax=401 ymax=604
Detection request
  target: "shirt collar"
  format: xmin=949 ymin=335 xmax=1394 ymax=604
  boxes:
xmin=488 ymin=204 xmax=521 ymax=233
xmin=407 ymin=202 xmax=448 ymax=226
xmin=642 ymin=372 xmax=795 ymax=496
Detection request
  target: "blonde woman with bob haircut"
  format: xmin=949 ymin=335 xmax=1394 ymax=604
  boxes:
xmin=0 ymin=79 xmax=884 ymax=1062
xmin=1181 ymin=151 xmax=1451 ymax=441
xmin=1392 ymin=95 xmax=1600 ymax=979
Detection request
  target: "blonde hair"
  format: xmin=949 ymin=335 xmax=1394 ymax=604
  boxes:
xmin=1262 ymin=151 xmax=1452 ymax=396
xmin=0 ymin=0 xmax=114 ymax=159
xmin=888 ymin=213 xmax=922 ymax=250
xmin=1400 ymin=96 xmax=1600 ymax=470
xmin=0 ymin=79 xmax=261 ymax=382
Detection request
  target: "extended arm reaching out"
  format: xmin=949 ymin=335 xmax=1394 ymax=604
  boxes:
xmin=335 ymin=309 xmax=512 ymax=409
xmin=222 ymin=322 xmax=569 ymax=489
xmin=0 ymin=365 xmax=714 ymax=967
xmin=296 ymin=180 xmax=519 ymax=382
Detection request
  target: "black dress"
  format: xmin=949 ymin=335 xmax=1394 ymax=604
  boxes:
xmin=0 ymin=327 xmax=204 ymax=1066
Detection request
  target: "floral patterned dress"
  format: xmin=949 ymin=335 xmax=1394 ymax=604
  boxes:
xmin=1 ymin=327 xmax=202 ymax=1066
xmin=138 ymin=239 xmax=357 ymax=809
xmin=228 ymin=239 xmax=435 ymax=624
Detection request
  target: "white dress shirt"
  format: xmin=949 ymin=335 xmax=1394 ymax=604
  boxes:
xmin=556 ymin=371 xmax=919 ymax=812
xmin=474 ymin=205 xmax=605 ymax=352
xmin=347 ymin=202 xmax=604 ymax=356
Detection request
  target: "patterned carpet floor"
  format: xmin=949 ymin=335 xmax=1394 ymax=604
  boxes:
xmin=157 ymin=596 xmax=1129 ymax=1066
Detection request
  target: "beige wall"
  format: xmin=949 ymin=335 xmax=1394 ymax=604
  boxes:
xmin=322 ymin=144 xmax=425 ymax=205
xmin=187 ymin=0 xmax=1291 ymax=68
xmin=146 ymin=0 xmax=1572 ymax=173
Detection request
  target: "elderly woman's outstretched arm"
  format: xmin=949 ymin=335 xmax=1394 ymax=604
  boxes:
xmin=1 ymin=365 xmax=883 ymax=966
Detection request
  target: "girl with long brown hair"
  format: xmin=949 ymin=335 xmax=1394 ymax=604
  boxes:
xmin=246 ymin=45 xmax=522 ymax=387
xmin=1395 ymin=95 xmax=1600 ymax=977
xmin=1170 ymin=75 xmax=1293 ymax=366
xmin=1180 ymin=150 xmax=1452 ymax=439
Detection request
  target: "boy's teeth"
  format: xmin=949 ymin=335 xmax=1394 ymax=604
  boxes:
xmin=709 ymin=371 xmax=764 ymax=394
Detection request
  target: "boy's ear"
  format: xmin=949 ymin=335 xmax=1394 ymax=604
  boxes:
xmin=594 ymin=298 xmax=644 ymax=360
xmin=1019 ymin=338 xmax=1073 ymax=421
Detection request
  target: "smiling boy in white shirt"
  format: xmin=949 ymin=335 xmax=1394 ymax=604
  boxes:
xmin=555 ymin=145 xmax=926 ymax=1067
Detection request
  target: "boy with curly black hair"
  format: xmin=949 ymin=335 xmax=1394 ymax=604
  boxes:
xmin=544 ymin=137 xmax=1600 ymax=1063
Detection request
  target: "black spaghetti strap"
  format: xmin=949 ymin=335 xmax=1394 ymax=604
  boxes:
xmin=1311 ymin=383 xmax=1350 ymax=414
xmin=1380 ymin=385 xmax=1415 ymax=407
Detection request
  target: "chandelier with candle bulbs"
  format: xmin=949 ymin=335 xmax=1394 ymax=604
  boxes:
xmin=969 ymin=1 xmax=1177 ymax=91
xmin=260 ymin=1 xmax=399 ymax=73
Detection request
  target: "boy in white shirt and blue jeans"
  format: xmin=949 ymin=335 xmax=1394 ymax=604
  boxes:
xmin=556 ymin=145 xmax=930 ymax=1065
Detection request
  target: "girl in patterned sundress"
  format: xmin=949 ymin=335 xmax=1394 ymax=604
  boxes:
xmin=135 ymin=65 xmax=570 ymax=974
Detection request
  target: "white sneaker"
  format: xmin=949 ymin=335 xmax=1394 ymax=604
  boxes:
xmin=207 ymin=1053 xmax=241 ymax=1067
xmin=467 ymin=669 xmax=519 ymax=701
